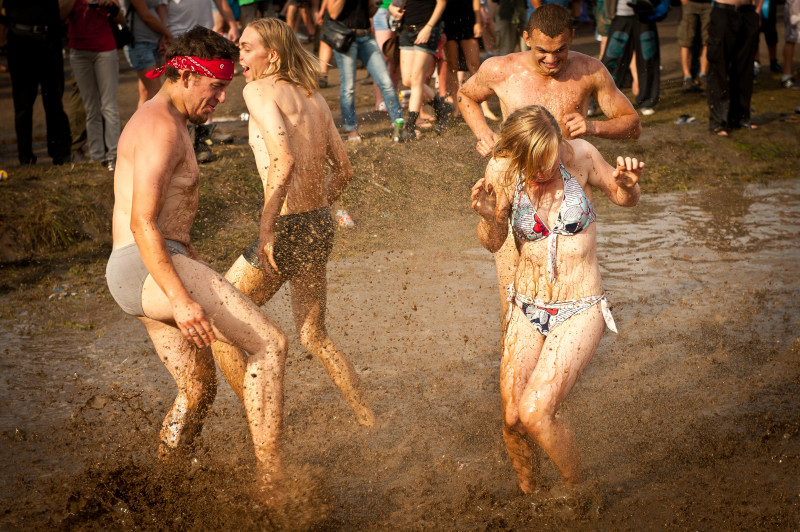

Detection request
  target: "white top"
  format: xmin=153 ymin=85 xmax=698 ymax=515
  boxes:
xmin=165 ymin=0 xmax=214 ymax=36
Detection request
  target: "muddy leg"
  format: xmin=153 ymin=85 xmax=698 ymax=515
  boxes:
xmin=502 ymin=422 xmax=540 ymax=493
xmin=516 ymin=305 xmax=605 ymax=485
xmin=211 ymin=256 xmax=284 ymax=401
xmin=141 ymin=255 xmax=288 ymax=506
xmin=500 ymin=306 xmax=545 ymax=492
xmin=139 ymin=317 xmax=217 ymax=459
xmin=290 ymin=262 xmax=375 ymax=426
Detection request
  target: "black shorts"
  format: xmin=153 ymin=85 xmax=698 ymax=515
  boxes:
xmin=398 ymin=23 xmax=443 ymax=54
xmin=242 ymin=206 xmax=335 ymax=279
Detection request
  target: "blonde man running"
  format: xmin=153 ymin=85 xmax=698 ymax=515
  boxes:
xmin=211 ymin=18 xmax=375 ymax=427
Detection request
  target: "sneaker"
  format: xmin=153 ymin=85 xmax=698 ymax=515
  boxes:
xmin=104 ymin=159 xmax=115 ymax=172
xmin=681 ymin=76 xmax=695 ymax=93
xmin=696 ymin=73 xmax=707 ymax=91
xmin=782 ymin=76 xmax=797 ymax=89
xmin=377 ymin=101 xmax=387 ymax=112
xmin=753 ymin=61 xmax=761 ymax=77
xmin=194 ymin=123 xmax=214 ymax=146
xmin=211 ymin=130 xmax=234 ymax=144
xmin=641 ymin=107 xmax=655 ymax=116
xmin=770 ymin=60 xmax=782 ymax=74
xmin=587 ymin=100 xmax=601 ymax=117
xmin=195 ymin=143 xmax=216 ymax=163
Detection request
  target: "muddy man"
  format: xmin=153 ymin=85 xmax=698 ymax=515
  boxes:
xmin=457 ymin=4 xmax=641 ymax=321
xmin=210 ymin=18 xmax=375 ymax=428
xmin=105 ymin=27 xmax=288 ymax=506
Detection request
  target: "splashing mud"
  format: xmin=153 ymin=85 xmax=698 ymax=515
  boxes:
xmin=1 ymin=180 xmax=799 ymax=529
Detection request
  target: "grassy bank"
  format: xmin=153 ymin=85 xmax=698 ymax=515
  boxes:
xmin=0 ymin=76 xmax=798 ymax=293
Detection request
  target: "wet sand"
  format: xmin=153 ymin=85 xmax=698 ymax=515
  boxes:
xmin=1 ymin=10 xmax=800 ymax=531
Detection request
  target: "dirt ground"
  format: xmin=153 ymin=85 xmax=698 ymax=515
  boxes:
xmin=1 ymin=10 xmax=800 ymax=531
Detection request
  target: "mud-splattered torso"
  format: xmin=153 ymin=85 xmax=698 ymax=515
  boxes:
xmin=488 ymin=51 xmax=601 ymax=138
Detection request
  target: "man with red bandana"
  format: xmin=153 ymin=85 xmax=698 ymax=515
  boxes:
xmin=457 ymin=4 xmax=641 ymax=323
xmin=106 ymin=26 xmax=289 ymax=507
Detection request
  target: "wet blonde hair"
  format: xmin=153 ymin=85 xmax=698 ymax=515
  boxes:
xmin=246 ymin=18 xmax=320 ymax=95
xmin=493 ymin=105 xmax=566 ymax=191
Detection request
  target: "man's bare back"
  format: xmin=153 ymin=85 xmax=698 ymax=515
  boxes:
xmin=245 ymin=77 xmax=348 ymax=217
xmin=210 ymin=18 xmax=374 ymax=428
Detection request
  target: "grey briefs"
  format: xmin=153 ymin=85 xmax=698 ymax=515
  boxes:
xmin=105 ymin=239 xmax=187 ymax=317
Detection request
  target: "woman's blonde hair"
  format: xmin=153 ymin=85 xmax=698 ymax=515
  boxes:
xmin=492 ymin=105 xmax=566 ymax=191
xmin=246 ymin=17 xmax=320 ymax=95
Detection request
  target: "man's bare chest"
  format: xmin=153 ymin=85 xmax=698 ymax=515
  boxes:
xmin=499 ymin=81 xmax=591 ymax=121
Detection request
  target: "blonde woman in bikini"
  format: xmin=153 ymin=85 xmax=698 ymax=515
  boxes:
xmin=471 ymin=104 xmax=642 ymax=493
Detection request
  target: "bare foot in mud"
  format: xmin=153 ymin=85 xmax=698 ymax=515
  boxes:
xmin=252 ymin=465 xmax=287 ymax=510
xmin=532 ymin=479 xmax=604 ymax=519
xmin=354 ymin=401 xmax=376 ymax=426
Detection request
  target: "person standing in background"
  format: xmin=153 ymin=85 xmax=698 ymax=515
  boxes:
xmin=677 ymin=0 xmax=710 ymax=92
xmin=4 ymin=0 xmax=72 ymax=165
xmin=165 ymin=0 xmax=240 ymax=162
xmin=781 ymin=0 xmax=800 ymax=88
xmin=600 ymin=0 xmax=661 ymax=116
xmin=125 ymin=0 xmax=174 ymax=107
xmin=63 ymin=0 xmax=124 ymax=171
xmin=705 ymin=0 xmax=758 ymax=136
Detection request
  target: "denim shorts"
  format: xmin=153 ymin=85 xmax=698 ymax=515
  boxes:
xmin=398 ymin=23 xmax=442 ymax=55
xmin=124 ymin=41 xmax=160 ymax=72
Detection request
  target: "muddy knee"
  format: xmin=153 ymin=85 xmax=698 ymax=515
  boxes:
xmin=518 ymin=393 xmax=555 ymax=441
xmin=297 ymin=322 xmax=327 ymax=354
xmin=503 ymin=401 xmax=523 ymax=432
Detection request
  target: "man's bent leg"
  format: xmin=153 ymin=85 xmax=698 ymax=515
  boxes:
xmin=141 ymin=255 xmax=288 ymax=503
xmin=139 ymin=316 xmax=217 ymax=459
xmin=211 ymin=255 xmax=285 ymax=401
xmin=289 ymin=263 xmax=375 ymax=426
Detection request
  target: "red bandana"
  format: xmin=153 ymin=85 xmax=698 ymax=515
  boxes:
xmin=146 ymin=56 xmax=235 ymax=80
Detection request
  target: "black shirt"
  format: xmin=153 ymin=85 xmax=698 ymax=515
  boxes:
xmin=402 ymin=0 xmax=435 ymax=26
xmin=335 ymin=0 xmax=371 ymax=29
xmin=4 ymin=0 xmax=62 ymax=26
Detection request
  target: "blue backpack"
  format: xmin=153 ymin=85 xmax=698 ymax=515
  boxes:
xmin=648 ymin=0 xmax=670 ymax=21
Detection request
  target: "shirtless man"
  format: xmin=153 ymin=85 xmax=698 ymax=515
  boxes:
xmin=457 ymin=4 xmax=641 ymax=319
xmin=105 ymin=26 xmax=287 ymax=505
xmin=210 ymin=18 xmax=375 ymax=427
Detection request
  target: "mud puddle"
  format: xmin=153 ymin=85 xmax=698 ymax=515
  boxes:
xmin=1 ymin=181 xmax=798 ymax=529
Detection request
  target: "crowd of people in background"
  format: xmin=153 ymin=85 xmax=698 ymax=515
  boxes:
xmin=1 ymin=0 xmax=799 ymax=166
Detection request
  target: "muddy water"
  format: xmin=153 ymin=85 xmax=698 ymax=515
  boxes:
xmin=1 ymin=181 xmax=798 ymax=529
